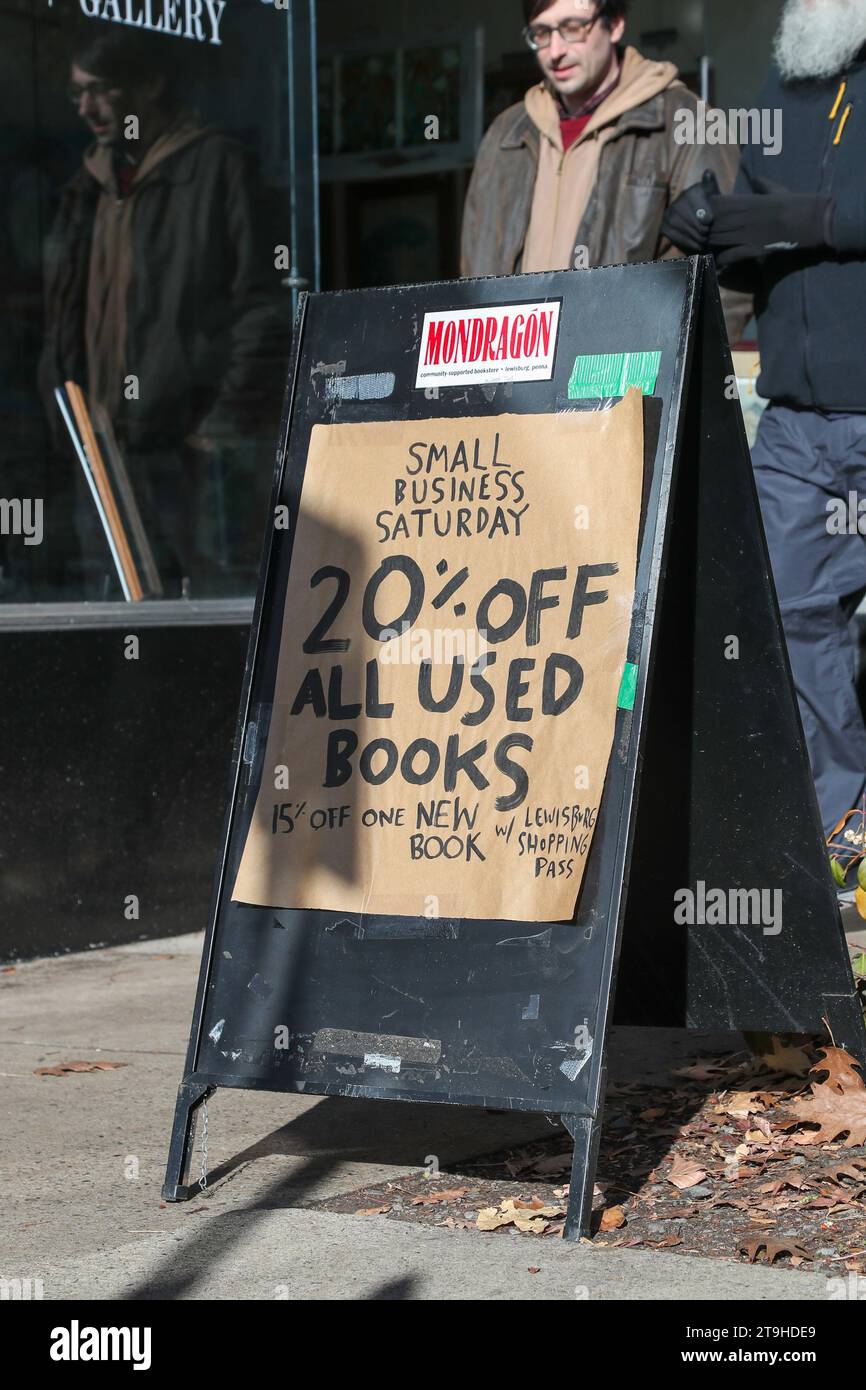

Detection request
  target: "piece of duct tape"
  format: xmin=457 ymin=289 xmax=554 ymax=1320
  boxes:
xmin=312 ymin=1028 xmax=442 ymax=1065
xmin=617 ymin=661 xmax=638 ymax=711
xmin=324 ymin=371 xmax=396 ymax=402
xmin=568 ymin=350 xmax=661 ymax=399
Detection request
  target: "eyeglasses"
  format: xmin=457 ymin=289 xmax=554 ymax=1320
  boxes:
xmin=523 ymin=16 xmax=599 ymax=51
xmin=67 ymin=80 xmax=119 ymax=106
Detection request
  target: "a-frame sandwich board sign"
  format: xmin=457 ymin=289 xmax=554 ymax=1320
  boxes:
xmin=163 ymin=256 xmax=866 ymax=1241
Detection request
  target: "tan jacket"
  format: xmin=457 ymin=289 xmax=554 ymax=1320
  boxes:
xmin=461 ymin=47 xmax=751 ymax=339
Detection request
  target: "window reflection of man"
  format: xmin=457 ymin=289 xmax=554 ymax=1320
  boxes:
xmin=41 ymin=25 xmax=288 ymax=597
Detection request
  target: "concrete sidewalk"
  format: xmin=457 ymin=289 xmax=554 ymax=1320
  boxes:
xmin=0 ymin=934 xmax=840 ymax=1300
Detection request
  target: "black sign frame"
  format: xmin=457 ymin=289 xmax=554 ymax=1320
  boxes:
xmin=164 ymin=258 xmax=865 ymax=1239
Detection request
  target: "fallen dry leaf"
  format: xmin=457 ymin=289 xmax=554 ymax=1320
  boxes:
xmin=811 ymin=1047 xmax=865 ymax=1091
xmin=667 ymin=1154 xmax=707 ymax=1190
xmin=355 ymin=1205 xmax=392 ymax=1216
xmin=671 ymin=1060 xmax=734 ymax=1081
xmin=410 ymin=1187 xmax=469 ymax=1206
xmin=476 ymin=1198 xmax=565 ymax=1234
xmin=476 ymin=1207 xmax=513 ymax=1231
xmin=503 ymin=1151 xmax=536 ymax=1178
xmin=759 ymin=1172 xmax=806 ymax=1195
xmin=739 ymin=1237 xmax=812 ymax=1265
xmin=753 ymin=1037 xmax=812 ymax=1077
xmin=599 ymin=1205 xmax=626 ymax=1231
xmin=787 ymin=1049 xmax=866 ymax=1146
xmin=827 ymin=1161 xmax=866 ymax=1185
xmin=722 ymin=1091 xmax=766 ymax=1119
xmin=528 ymin=1153 xmax=572 ymax=1177
xmin=34 ymin=1059 xmax=127 ymax=1076
xmin=506 ymin=1198 xmax=564 ymax=1222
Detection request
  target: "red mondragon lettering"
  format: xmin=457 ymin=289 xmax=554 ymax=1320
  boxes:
xmin=425 ymin=319 xmax=445 ymax=365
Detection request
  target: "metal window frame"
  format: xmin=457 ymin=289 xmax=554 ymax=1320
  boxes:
xmin=0 ymin=598 xmax=255 ymax=634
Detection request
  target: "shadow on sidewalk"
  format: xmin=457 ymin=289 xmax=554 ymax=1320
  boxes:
xmin=125 ymin=1062 xmax=720 ymax=1298
xmin=125 ymin=1096 xmax=557 ymax=1299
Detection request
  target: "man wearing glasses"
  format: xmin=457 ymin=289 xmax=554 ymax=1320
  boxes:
xmin=461 ymin=0 xmax=743 ymax=334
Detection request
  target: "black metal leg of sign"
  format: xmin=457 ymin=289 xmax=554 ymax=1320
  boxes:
xmin=562 ymin=1110 xmax=604 ymax=1241
xmin=162 ymin=1081 xmax=215 ymax=1201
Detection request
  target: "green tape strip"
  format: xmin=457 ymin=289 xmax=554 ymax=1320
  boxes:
xmin=568 ymin=350 xmax=661 ymax=400
xmin=617 ymin=662 xmax=638 ymax=711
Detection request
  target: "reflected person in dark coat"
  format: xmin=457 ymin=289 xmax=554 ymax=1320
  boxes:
xmin=40 ymin=24 xmax=289 ymax=595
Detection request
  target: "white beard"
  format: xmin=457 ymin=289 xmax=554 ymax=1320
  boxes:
xmin=774 ymin=0 xmax=866 ymax=80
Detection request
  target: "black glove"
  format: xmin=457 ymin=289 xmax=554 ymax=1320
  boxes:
xmin=661 ymin=169 xmax=721 ymax=254
xmin=709 ymin=176 xmax=834 ymax=267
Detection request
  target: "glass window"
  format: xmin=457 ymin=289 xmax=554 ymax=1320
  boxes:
xmin=0 ymin=0 xmax=296 ymax=604
xmin=316 ymin=30 xmax=482 ymax=181
xmin=403 ymin=45 xmax=461 ymax=145
xmin=337 ymin=52 xmax=398 ymax=154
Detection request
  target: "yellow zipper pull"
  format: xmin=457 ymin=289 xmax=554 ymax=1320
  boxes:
xmin=834 ymin=103 xmax=853 ymax=145
xmin=829 ymin=80 xmax=847 ymax=120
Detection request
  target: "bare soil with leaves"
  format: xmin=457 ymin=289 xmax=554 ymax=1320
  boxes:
xmin=310 ymin=1042 xmax=866 ymax=1273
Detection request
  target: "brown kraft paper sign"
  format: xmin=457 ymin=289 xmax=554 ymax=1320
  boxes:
xmin=231 ymin=389 xmax=644 ymax=922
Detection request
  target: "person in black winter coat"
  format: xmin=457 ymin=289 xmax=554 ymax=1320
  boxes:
xmin=663 ymin=0 xmax=866 ymax=871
